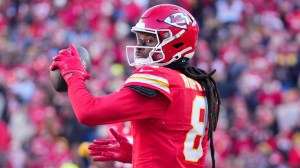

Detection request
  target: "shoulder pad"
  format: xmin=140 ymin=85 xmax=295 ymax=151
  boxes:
xmin=124 ymin=66 xmax=172 ymax=101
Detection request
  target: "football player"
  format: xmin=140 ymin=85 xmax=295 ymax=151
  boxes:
xmin=50 ymin=4 xmax=220 ymax=168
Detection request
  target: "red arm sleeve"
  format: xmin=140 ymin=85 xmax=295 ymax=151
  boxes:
xmin=67 ymin=73 xmax=170 ymax=126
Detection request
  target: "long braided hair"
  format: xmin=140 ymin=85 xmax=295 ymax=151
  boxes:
xmin=166 ymin=57 xmax=221 ymax=168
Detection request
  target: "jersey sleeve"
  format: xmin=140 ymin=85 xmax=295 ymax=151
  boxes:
xmin=123 ymin=66 xmax=173 ymax=102
xmin=66 ymin=73 xmax=170 ymax=126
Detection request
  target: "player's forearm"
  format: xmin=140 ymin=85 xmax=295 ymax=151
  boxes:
xmin=66 ymin=73 xmax=99 ymax=126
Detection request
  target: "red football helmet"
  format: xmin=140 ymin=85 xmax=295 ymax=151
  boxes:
xmin=126 ymin=4 xmax=199 ymax=67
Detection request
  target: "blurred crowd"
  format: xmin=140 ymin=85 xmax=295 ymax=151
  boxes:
xmin=0 ymin=0 xmax=300 ymax=167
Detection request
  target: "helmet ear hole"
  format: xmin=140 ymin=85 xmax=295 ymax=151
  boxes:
xmin=173 ymin=43 xmax=184 ymax=49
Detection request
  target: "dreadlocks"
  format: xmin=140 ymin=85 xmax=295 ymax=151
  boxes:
xmin=166 ymin=57 xmax=221 ymax=168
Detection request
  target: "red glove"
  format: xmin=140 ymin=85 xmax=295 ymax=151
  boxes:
xmin=50 ymin=44 xmax=90 ymax=83
xmin=88 ymin=128 xmax=132 ymax=163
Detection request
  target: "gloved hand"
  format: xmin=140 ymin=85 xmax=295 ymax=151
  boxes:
xmin=88 ymin=128 xmax=132 ymax=163
xmin=50 ymin=44 xmax=90 ymax=82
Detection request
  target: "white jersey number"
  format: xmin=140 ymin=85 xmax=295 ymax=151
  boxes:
xmin=183 ymin=95 xmax=208 ymax=162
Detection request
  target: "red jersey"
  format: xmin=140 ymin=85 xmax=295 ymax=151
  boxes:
xmin=68 ymin=66 xmax=209 ymax=168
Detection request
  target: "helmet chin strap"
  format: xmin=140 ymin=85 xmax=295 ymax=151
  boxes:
xmin=131 ymin=45 xmax=193 ymax=68
xmin=154 ymin=47 xmax=192 ymax=67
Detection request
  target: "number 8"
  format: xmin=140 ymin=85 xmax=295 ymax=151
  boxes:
xmin=183 ymin=95 xmax=208 ymax=162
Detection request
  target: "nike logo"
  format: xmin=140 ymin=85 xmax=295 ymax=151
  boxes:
xmin=139 ymin=69 xmax=153 ymax=72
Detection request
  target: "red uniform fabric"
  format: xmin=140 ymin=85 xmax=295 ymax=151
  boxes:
xmin=68 ymin=66 xmax=209 ymax=168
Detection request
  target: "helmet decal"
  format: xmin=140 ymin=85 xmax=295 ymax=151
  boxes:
xmin=164 ymin=13 xmax=191 ymax=29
